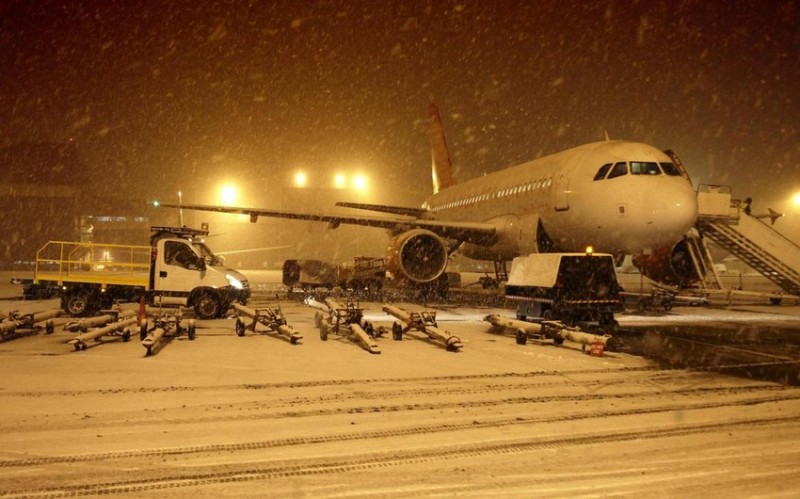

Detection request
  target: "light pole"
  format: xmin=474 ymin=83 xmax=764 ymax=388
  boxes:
xmin=178 ymin=190 xmax=184 ymax=226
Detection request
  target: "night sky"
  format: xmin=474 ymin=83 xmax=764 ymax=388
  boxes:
xmin=2 ymin=0 xmax=798 ymax=223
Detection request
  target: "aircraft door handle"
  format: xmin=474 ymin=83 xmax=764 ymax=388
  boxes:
xmin=159 ymin=271 xmax=167 ymax=278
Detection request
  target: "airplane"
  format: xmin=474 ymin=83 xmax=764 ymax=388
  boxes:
xmin=155 ymin=105 xmax=699 ymax=293
xmin=753 ymin=208 xmax=783 ymax=225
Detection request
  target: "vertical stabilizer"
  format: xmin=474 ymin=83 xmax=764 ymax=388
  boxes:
xmin=429 ymin=104 xmax=456 ymax=194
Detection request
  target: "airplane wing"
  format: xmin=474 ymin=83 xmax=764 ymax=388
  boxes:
xmin=334 ymin=201 xmax=427 ymax=217
xmin=155 ymin=203 xmax=497 ymax=245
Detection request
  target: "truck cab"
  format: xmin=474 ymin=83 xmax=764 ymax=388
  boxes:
xmin=150 ymin=227 xmax=250 ymax=319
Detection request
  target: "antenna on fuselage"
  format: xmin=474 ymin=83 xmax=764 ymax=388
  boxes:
xmin=603 ymin=130 xmax=611 ymax=142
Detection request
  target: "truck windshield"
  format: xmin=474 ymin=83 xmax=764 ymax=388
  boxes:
xmin=193 ymin=242 xmax=224 ymax=266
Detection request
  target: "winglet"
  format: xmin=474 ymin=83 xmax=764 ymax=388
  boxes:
xmin=429 ymin=104 xmax=456 ymax=194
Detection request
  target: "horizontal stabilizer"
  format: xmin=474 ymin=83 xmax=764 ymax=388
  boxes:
xmin=335 ymin=202 xmax=427 ymax=218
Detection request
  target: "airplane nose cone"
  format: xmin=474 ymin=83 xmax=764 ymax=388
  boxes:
xmin=642 ymin=180 xmax=698 ymax=248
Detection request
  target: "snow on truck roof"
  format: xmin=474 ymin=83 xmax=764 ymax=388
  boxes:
xmin=506 ymin=252 xmax=615 ymax=288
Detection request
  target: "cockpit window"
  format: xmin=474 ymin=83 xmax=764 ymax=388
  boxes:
xmin=593 ymin=163 xmax=612 ymax=181
xmin=606 ymin=162 xmax=628 ymax=179
xmin=630 ymin=161 xmax=661 ymax=175
xmin=660 ymin=162 xmax=682 ymax=176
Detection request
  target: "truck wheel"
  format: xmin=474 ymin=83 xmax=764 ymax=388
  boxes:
xmin=65 ymin=291 xmax=92 ymax=316
xmin=193 ymin=291 xmax=221 ymax=319
xmin=515 ymin=329 xmax=527 ymax=345
xmin=187 ymin=320 xmax=196 ymax=340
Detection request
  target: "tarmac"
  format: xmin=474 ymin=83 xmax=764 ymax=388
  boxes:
xmin=1 ymin=270 xmax=799 ymax=497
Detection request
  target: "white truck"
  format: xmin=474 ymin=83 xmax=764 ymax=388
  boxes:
xmin=23 ymin=226 xmax=250 ymax=319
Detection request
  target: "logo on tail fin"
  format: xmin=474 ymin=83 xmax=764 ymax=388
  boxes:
xmin=429 ymin=104 xmax=456 ymax=194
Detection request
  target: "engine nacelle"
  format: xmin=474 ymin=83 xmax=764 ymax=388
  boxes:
xmin=386 ymin=229 xmax=449 ymax=284
xmin=631 ymin=237 xmax=699 ymax=288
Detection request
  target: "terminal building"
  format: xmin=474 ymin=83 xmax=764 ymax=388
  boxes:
xmin=0 ymin=142 xmax=167 ymax=269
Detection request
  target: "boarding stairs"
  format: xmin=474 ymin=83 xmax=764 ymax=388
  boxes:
xmin=691 ymin=185 xmax=800 ymax=296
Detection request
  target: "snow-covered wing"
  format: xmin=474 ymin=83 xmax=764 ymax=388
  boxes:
xmin=334 ymin=201 xmax=428 ymax=217
xmin=156 ymin=203 xmax=497 ymax=245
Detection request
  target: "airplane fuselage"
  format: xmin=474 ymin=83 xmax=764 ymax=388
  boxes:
xmin=422 ymin=140 xmax=698 ymax=260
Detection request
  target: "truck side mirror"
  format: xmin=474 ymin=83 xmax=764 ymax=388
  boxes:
xmin=196 ymin=256 xmax=206 ymax=271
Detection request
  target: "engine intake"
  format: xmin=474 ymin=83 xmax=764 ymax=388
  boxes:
xmin=632 ymin=237 xmax=699 ymax=288
xmin=386 ymin=229 xmax=448 ymax=283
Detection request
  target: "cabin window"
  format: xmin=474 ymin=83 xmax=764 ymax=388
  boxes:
xmin=630 ymin=161 xmax=661 ymax=175
xmin=606 ymin=162 xmax=628 ymax=179
xmin=660 ymin=162 xmax=682 ymax=176
xmin=594 ymin=163 xmax=612 ymax=181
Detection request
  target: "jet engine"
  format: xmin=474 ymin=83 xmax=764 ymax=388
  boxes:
xmin=631 ymin=237 xmax=699 ymax=288
xmin=385 ymin=229 xmax=449 ymax=284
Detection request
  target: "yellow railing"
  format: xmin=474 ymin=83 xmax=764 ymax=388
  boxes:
xmin=34 ymin=241 xmax=152 ymax=288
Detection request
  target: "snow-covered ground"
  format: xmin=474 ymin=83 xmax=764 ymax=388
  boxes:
xmin=1 ymin=271 xmax=799 ymax=497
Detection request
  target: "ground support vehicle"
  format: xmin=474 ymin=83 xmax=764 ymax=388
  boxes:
xmin=22 ymin=226 xmax=250 ymax=320
xmin=381 ymin=304 xmax=462 ymax=352
xmin=140 ymin=310 xmax=196 ymax=356
xmin=233 ymin=302 xmax=302 ymax=344
xmin=620 ymin=283 xmax=709 ymax=312
xmin=12 ymin=277 xmax=60 ymax=300
xmin=0 ymin=308 xmax=61 ymax=341
xmin=67 ymin=309 xmax=138 ymax=351
xmin=304 ymin=297 xmax=381 ymax=354
xmin=283 ymin=257 xmax=387 ymax=293
xmin=505 ymin=252 xmax=623 ymax=331
xmin=484 ymin=313 xmax=611 ymax=355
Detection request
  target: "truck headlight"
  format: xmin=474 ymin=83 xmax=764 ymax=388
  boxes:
xmin=226 ymin=274 xmax=244 ymax=290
